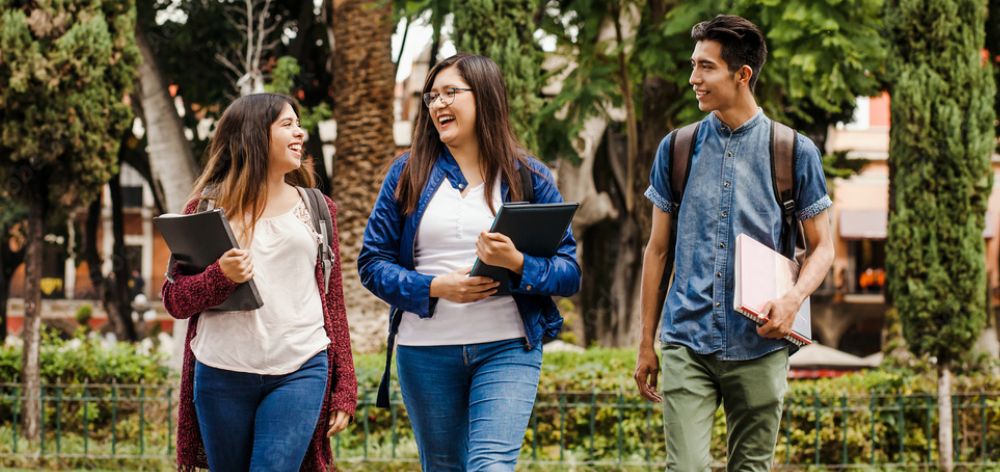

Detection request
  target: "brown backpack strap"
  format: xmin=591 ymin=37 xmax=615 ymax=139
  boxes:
xmin=770 ymin=121 xmax=799 ymax=259
xmin=669 ymin=123 xmax=700 ymax=209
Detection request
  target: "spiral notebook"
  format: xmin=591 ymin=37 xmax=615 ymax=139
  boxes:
xmin=733 ymin=233 xmax=812 ymax=346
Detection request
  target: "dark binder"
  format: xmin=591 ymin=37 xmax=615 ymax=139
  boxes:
xmin=153 ymin=209 xmax=264 ymax=311
xmin=470 ymin=202 xmax=579 ymax=295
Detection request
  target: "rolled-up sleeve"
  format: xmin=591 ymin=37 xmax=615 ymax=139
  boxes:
xmin=645 ymin=134 xmax=676 ymax=213
xmin=794 ymin=136 xmax=833 ymax=221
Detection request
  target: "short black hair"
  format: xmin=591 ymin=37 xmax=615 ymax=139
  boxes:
xmin=691 ymin=15 xmax=767 ymax=91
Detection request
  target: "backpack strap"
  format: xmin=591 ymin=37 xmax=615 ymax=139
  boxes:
xmin=296 ymin=186 xmax=336 ymax=295
xmin=657 ymin=122 xmax=700 ymax=307
xmin=669 ymin=123 xmax=700 ymax=208
xmin=770 ymin=121 xmax=798 ymax=260
xmin=517 ymin=162 xmax=534 ymax=203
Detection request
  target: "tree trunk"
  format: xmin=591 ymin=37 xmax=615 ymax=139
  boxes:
xmin=330 ymin=0 xmax=397 ymax=349
xmin=938 ymin=363 xmax=953 ymax=472
xmin=21 ymin=180 xmax=46 ymax=442
xmin=107 ymin=174 xmax=138 ymax=341
xmin=136 ymin=25 xmax=198 ymax=214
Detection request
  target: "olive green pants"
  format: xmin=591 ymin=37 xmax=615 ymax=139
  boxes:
xmin=661 ymin=345 xmax=789 ymax=472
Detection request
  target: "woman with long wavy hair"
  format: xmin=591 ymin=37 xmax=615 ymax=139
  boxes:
xmin=162 ymin=93 xmax=356 ymax=472
xmin=359 ymin=54 xmax=580 ymax=470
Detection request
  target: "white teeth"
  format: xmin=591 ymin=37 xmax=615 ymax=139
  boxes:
xmin=439 ymin=116 xmax=455 ymax=124
xmin=289 ymin=143 xmax=302 ymax=152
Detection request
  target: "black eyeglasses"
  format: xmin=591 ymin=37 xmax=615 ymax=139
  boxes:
xmin=422 ymin=87 xmax=473 ymax=108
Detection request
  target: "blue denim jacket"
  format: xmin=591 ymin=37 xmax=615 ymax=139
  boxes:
xmin=358 ymin=148 xmax=581 ymax=350
xmin=644 ymin=110 xmax=832 ymax=360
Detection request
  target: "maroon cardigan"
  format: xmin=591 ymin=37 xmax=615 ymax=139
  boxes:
xmin=162 ymin=196 xmax=357 ymax=471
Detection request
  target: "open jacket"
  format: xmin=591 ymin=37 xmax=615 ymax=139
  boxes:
xmin=162 ymin=195 xmax=357 ymax=472
xmin=358 ymin=150 xmax=581 ymax=351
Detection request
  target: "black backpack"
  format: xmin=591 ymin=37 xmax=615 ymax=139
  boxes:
xmin=658 ymin=120 xmax=801 ymax=307
xmin=375 ymin=164 xmax=535 ymax=409
xmin=165 ymin=186 xmax=336 ymax=295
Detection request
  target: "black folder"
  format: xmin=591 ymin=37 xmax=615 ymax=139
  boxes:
xmin=470 ymin=202 xmax=579 ymax=295
xmin=153 ymin=209 xmax=263 ymax=311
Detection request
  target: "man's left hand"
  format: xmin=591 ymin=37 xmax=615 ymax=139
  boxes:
xmin=757 ymin=293 xmax=802 ymax=339
xmin=476 ymin=232 xmax=525 ymax=274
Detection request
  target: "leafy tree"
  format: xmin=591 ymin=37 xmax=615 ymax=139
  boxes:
xmin=0 ymin=0 xmax=139 ymax=440
xmin=539 ymin=0 xmax=887 ymax=346
xmin=884 ymin=1 xmax=996 ymax=470
xmin=452 ymin=0 xmax=545 ymax=154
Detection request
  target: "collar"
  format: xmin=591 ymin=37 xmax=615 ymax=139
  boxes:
xmin=709 ymin=108 xmax=766 ymax=136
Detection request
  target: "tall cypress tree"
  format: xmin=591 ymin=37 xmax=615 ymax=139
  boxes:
xmin=452 ymin=0 xmax=544 ymax=154
xmin=885 ymin=1 xmax=996 ymax=470
xmin=0 ymin=1 xmax=139 ymax=440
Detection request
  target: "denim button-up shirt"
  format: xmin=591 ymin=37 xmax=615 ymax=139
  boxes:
xmin=644 ymin=110 xmax=832 ymax=360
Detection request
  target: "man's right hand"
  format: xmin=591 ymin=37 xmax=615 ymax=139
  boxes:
xmin=430 ymin=266 xmax=500 ymax=303
xmin=219 ymin=248 xmax=253 ymax=283
xmin=634 ymin=345 xmax=663 ymax=403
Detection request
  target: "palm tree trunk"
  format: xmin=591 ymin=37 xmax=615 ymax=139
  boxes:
xmin=331 ymin=0 xmax=397 ymax=348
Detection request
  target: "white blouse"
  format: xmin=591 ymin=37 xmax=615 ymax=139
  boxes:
xmin=191 ymin=199 xmax=330 ymax=375
xmin=397 ymin=180 xmax=526 ymax=346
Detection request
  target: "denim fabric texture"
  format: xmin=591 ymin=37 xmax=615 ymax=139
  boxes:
xmin=358 ymin=148 xmax=581 ymax=349
xmin=645 ymin=110 xmax=832 ymax=360
xmin=396 ymin=338 xmax=543 ymax=471
xmin=193 ymin=351 xmax=329 ymax=472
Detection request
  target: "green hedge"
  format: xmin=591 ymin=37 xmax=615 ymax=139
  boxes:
xmin=347 ymin=348 xmax=1000 ymax=467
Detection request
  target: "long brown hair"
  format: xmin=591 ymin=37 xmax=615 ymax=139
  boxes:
xmin=191 ymin=93 xmax=315 ymax=245
xmin=397 ymin=53 xmax=529 ymax=215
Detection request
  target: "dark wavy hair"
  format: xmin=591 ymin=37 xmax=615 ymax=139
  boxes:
xmin=691 ymin=15 xmax=768 ymax=91
xmin=396 ymin=53 xmax=529 ymax=215
xmin=191 ymin=93 xmax=315 ymax=245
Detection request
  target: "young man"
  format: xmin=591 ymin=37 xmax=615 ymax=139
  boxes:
xmin=633 ymin=15 xmax=835 ymax=471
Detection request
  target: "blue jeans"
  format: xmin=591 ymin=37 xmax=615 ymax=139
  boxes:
xmin=194 ymin=351 xmax=328 ymax=472
xmin=397 ymin=338 xmax=542 ymax=471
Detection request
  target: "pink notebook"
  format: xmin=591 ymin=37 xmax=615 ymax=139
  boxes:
xmin=733 ymin=233 xmax=812 ymax=346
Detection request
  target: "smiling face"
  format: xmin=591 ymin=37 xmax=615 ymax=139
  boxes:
xmin=428 ymin=65 xmax=476 ymax=148
xmin=268 ymin=102 xmax=305 ymax=175
xmin=689 ymin=40 xmax=749 ymax=113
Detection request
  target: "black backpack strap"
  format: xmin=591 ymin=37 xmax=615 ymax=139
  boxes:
xmin=376 ymin=307 xmax=404 ymax=408
xmin=297 ymin=186 xmax=335 ymax=295
xmin=770 ymin=121 xmax=798 ymax=260
xmin=517 ymin=163 xmax=534 ymax=203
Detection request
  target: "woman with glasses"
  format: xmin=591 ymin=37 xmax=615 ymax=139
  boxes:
xmin=358 ymin=53 xmax=580 ymax=470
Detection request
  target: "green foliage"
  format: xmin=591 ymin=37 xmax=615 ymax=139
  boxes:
xmin=264 ymin=55 xmax=332 ymax=133
xmin=0 ymin=1 xmax=139 ymax=210
xmin=540 ymin=0 xmax=887 ymax=161
xmin=885 ymin=0 xmax=997 ymax=365
xmin=346 ymin=348 xmax=1000 ymax=466
xmin=452 ymin=0 xmax=545 ymax=155
xmin=74 ymin=304 xmax=93 ymax=328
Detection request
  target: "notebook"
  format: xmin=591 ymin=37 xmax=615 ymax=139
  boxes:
xmin=470 ymin=202 xmax=579 ymax=295
xmin=154 ymin=209 xmax=263 ymax=311
xmin=733 ymin=233 xmax=812 ymax=346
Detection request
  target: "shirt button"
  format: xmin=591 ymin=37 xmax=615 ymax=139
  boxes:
xmin=526 ymin=285 xmax=533 ymax=291
xmin=716 ymin=272 xmax=722 ymax=278
xmin=459 ymin=183 xmax=465 ymax=189
xmin=715 ymin=302 xmax=721 ymax=307
xmin=721 ymin=211 xmax=728 ymax=218
xmin=724 ymin=181 xmax=731 ymax=188
xmin=719 ymin=242 xmax=725 ymax=249
xmin=726 ymin=151 xmax=734 ymax=158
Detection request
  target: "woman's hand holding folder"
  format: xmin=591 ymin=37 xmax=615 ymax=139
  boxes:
xmin=429 ymin=266 xmax=500 ymax=303
xmin=219 ymin=248 xmax=254 ymax=284
xmin=475 ymin=231 xmax=524 ymax=274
